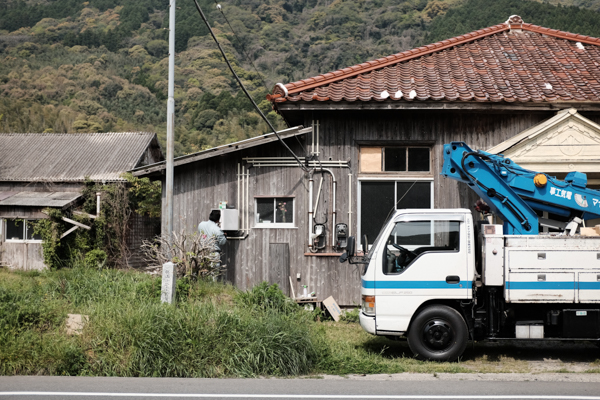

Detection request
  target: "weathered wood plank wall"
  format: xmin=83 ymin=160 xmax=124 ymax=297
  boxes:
xmin=0 ymin=242 xmax=45 ymax=270
xmin=165 ymin=109 xmax=600 ymax=305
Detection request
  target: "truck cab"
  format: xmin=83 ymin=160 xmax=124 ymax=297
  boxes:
xmin=358 ymin=208 xmax=475 ymax=361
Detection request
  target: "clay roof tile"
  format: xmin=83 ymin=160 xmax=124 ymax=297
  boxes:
xmin=271 ymin=16 xmax=600 ymax=105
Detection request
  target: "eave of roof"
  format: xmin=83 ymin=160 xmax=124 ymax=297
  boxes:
xmin=131 ymin=125 xmax=311 ymax=177
xmin=0 ymin=191 xmax=82 ymax=209
xmin=267 ymin=16 xmax=600 ymax=105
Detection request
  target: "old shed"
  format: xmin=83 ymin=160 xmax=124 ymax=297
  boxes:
xmin=0 ymin=132 xmax=163 ymax=270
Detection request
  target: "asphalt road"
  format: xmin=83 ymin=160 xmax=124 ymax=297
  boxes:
xmin=2 ymin=374 xmax=600 ymax=400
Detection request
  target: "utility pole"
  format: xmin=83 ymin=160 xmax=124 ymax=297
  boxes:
xmin=162 ymin=0 xmax=176 ymax=304
xmin=165 ymin=0 xmax=175 ymax=251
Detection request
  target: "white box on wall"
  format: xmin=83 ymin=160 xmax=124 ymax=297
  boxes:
xmin=214 ymin=209 xmax=239 ymax=231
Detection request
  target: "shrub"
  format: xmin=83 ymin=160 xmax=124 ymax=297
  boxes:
xmin=234 ymin=282 xmax=299 ymax=314
xmin=84 ymin=249 xmax=107 ymax=269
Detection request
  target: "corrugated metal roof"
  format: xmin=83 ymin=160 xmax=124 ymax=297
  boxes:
xmin=0 ymin=191 xmax=81 ymax=208
xmin=131 ymin=125 xmax=311 ymax=176
xmin=0 ymin=132 xmax=159 ymax=182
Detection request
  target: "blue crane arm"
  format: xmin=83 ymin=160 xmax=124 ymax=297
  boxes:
xmin=441 ymin=142 xmax=600 ymax=235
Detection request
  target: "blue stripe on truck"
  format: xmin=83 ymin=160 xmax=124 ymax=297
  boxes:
xmin=505 ymin=281 xmax=575 ymax=290
xmin=361 ymin=280 xmax=470 ymax=289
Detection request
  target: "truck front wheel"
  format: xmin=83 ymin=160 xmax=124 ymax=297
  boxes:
xmin=407 ymin=305 xmax=468 ymax=362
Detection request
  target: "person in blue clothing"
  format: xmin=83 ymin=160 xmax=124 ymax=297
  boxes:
xmin=198 ymin=210 xmax=227 ymax=252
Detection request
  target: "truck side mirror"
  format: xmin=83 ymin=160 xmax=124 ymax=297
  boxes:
xmin=339 ymin=236 xmax=355 ymax=263
xmin=362 ymin=234 xmax=369 ymax=255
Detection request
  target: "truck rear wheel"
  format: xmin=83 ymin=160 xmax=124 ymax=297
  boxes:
xmin=407 ymin=305 xmax=468 ymax=362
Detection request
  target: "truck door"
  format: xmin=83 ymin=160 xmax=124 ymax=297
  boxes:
xmin=374 ymin=214 xmax=470 ymax=333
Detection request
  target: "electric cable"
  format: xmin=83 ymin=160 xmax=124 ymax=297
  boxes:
xmin=380 ymin=180 xmax=419 ymax=226
xmin=212 ymin=2 xmax=310 ymax=158
xmin=212 ymin=1 xmax=270 ymax=93
xmin=191 ymin=0 xmax=308 ymax=172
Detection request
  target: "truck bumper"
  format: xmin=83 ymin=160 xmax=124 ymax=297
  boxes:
xmin=359 ymin=311 xmax=376 ymax=335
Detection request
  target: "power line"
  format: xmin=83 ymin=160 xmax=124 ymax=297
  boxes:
xmin=191 ymin=0 xmax=308 ymax=172
xmin=211 ymin=2 xmax=310 ymax=157
xmin=212 ymin=1 xmax=270 ymax=93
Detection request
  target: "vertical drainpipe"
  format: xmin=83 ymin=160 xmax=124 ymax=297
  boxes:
xmin=348 ymin=173 xmax=352 ymax=237
xmin=308 ymin=171 xmax=314 ymax=250
xmin=96 ymin=192 xmax=101 ymax=216
xmin=329 ymin=172 xmax=336 ymax=250
xmin=237 ymin=163 xmax=240 ymax=230
xmin=245 ymin=167 xmax=249 ymax=233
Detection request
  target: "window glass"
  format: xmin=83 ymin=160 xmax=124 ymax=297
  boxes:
xmin=360 ymin=182 xmax=395 ymax=244
xmin=6 ymin=219 xmax=24 ymax=240
xmin=408 ymin=147 xmax=430 ymax=171
xmin=390 ymin=221 xmax=432 ymax=246
xmin=256 ymin=198 xmax=274 ymax=223
xmin=384 ymin=147 xmax=406 ymax=171
xmin=275 ymin=198 xmax=293 ymax=223
xmin=256 ymin=197 xmax=294 ymax=225
xmin=384 ymin=220 xmax=460 ymax=274
xmin=26 ymin=220 xmax=42 ymax=240
xmin=396 ymin=181 xmax=431 ymax=209
xmin=360 ymin=181 xmax=433 ymax=247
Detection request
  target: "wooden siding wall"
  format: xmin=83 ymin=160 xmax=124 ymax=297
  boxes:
xmin=165 ymin=109 xmax=599 ymax=305
xmin=0 ymin=242 xmax=45 ymax=270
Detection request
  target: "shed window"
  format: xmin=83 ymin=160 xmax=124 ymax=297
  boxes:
xmin=4 ymin=219 xmax=42 ymax=242
xmin=361 ymin=146 xmax=431 ymax=173
xmin=255 ymin=197 xmax=294 ymax=228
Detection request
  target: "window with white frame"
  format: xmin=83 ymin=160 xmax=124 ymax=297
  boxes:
xmin=255 ymin=197 xmax=294 ymax=227
xmin=359 ymin=180 xmax=433 ymax=246
xmin=3 ymin=218 xmax=42 ymax=242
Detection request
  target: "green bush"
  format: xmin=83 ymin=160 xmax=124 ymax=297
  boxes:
xmin=235 ymin=281 xmax=300 ymax=314
xmin=84 ymin=249 xmax=107 ymax=269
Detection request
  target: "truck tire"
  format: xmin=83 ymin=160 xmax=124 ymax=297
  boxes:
xmin=407 ymin=305 xmax=468 ymax=362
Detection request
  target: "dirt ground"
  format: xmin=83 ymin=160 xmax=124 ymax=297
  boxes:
xmin=385 ymin=338 xmax=600 ymax=374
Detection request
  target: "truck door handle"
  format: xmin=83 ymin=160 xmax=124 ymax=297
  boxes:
xmin=446 ymin=275 xmax=460 ymax=284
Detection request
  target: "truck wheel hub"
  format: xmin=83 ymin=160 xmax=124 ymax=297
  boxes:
xmin=423 ymin=320 xmax=453 ymax=349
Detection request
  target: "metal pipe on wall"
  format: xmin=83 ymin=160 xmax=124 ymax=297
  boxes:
xmin=309 ymin=168 xmax=336 ymax=251
xmin=245 ymin=168 xmax=249 ymax=233
xmin=308 ymin=172 xmax=314 ymax=249
xmin=241 ymin=165 xmax=245 ymax=232
xmin=348 ymin=173 xmax=352 ymax=237
xmin=237 ymin=163 xmax=240 ymax=229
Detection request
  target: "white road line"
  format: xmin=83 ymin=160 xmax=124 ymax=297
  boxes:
xmin=1 ymin=393 xmax=600 ymax=399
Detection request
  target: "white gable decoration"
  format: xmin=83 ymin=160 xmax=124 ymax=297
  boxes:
xmin=488 ymin=109 xmax=600 ymax=183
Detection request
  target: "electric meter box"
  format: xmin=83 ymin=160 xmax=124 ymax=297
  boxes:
xmin=213 ymin=208 xmax=239 ymax=231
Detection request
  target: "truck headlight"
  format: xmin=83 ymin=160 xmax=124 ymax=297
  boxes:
xmin=362 ymin=295 xmax=375 ymax=316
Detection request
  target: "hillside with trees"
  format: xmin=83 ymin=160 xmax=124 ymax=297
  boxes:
xmin=2 ymin=0 xmax=600 ymax=155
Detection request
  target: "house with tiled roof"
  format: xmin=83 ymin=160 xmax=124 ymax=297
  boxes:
xmin=136 ymin=16 xmax=600 ymax=306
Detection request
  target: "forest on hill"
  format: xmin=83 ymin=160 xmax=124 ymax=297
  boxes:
xmin=2 ymin=0 xmax=600 ymax=156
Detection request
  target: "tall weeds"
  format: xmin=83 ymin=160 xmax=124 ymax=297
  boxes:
xmin=0 ymin=266 xmax=322 ymax=377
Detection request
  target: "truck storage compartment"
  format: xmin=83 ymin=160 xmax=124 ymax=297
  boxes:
xmin=578 ymin=273 xmax=600 ymax=303
xmin=506 ymin=272 xmax=575 ymax=303
xmin=562 ymin=309 xmax=600 ymax=338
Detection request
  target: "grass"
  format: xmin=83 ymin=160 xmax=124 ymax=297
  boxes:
xmin=2 ymin=265 xmax=599 ymax=377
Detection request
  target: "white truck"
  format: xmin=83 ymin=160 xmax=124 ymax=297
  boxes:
xmin=340 ymin=142 xmax=600 ymax=361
